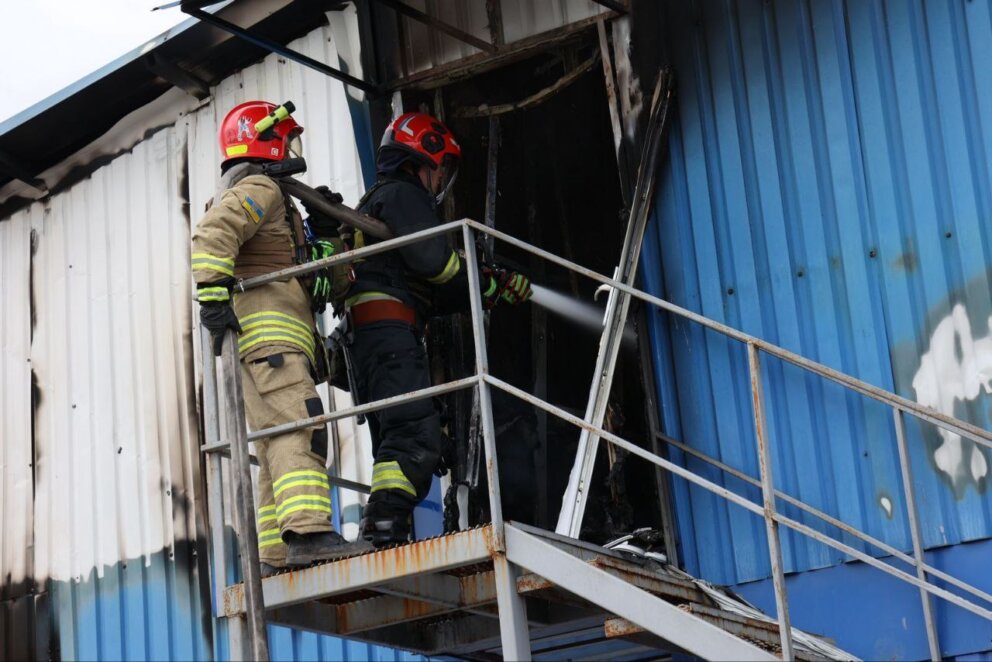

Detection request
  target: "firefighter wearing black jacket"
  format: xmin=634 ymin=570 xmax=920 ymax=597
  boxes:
xmin=349 ymin=112 xmax=532 ymax=546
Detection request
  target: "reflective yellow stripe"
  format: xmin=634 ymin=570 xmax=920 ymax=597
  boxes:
xmin=258 ymin=505 xmax=276 ymax=514
xmin=278 ymin=503 xmax=334 ymax=519
xmin=274 ymin=479 xmax=331 ymax=498
xmin=258 ymin=527 xmax=282 ymax=540
xmin=259 ymin=538 xmax=285 ymax=549
xmin=239 ymin=320 xmax=314 ymax=346
xmin=237 ymin=315 xmax=315 ymax=358
xmin=197 ymin=286 xmax=230 ymax=302
xmin=276 ymin=494 xmax=332 ymax=515
xmin=426 ymin=251 xmax=461 ymax=284
xmin=273 ymin=470 xmax=330 ymax=499
xmin=273 ymin=470 xmax=329 ymax=491
xmin=191 ymin=253 xmax=235 ymax=276
xmin=371 ymin=461 xmax=417 ymax=497
xmin=239 ymin=311 xmax=311 ymax=334
xmin=371 ymin=480 xmax=417 ymax=497
xmin=239 ymin=331 xmax=315 ymax=364
xmin=373 ymin=471 xmax=408 ymax=482
xmin=277 ymin=494 xmax=333 ymax=522
xmin=258 ymin=514 xmax=278 ymax=525
xmin=192 ymin=252 xmax=234 ymax=265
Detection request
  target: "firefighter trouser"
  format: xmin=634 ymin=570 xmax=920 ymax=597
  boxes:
xmin=350 ymin=321 xmax=441 ymax=518
xmin=241 ymin=350 xmax=333 ymax=566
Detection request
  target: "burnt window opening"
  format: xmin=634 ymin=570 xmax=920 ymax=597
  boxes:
xmin=395 ymin=46 xmax=666 ymax=545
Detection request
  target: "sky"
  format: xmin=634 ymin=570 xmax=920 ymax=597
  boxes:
xmin=0 ymin=0 xmax=188 ymax=125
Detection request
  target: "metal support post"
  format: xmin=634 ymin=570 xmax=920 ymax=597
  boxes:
xmin=462 ymin=223 xmax=531 ymax=658
xmin=200 ymin=326 xmax=229 ymax=616
xmin=894 ymin=409 xmax=941 ymax=661
xmin=492 ymin=555 xmax=531 ymax=661
xmin=747 ymin=343 xmax=793 ymax=661
xmin=220 ymin=330 xmax=269 ymax=661
xmin=461 ymin=224 xmax=505 ymax=544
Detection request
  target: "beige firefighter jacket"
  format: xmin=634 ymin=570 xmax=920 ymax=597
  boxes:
xmin=191 ymin=167 xmax=316 ymax=365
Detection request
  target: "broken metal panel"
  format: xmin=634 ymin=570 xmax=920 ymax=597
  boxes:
xmin=497 ymin=0 xmax=609 ymax=44
xmin=378 ymin=0 xmax=609 ymax=85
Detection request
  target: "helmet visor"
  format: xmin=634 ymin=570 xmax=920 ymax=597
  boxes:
xmin=435 ymin=155 xmax=459 ymax=205
xmin=287 ymin=133 xmax=303 ymax=159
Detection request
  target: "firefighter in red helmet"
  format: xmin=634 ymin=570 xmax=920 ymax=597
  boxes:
xmin=348 ymin=112 xmax=532 ymax=546
xmin=192 ymin=100 xmax=369 ymax=574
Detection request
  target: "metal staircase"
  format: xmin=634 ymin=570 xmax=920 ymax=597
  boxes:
xmin=200 ymin=219 xmax=992 ymax=660
xmin=220 ymin=522 xmax=853 ymax=660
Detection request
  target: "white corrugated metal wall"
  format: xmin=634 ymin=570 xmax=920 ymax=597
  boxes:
xmin=29 ymin=125 xmax=210 ymax=659
xmin=0 ymin=10 xmax=386 ymax=657
xmin=0 ymin=209 xmax=35 ymax=657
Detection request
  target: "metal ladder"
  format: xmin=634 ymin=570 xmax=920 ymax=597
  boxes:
xmin=200 ymin=218 xmax=992 ymax=661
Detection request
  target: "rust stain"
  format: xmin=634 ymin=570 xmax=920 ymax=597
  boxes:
xmin=250 ymin=526 xmax=496 ymax=608
xmin=604 ymin=617 xmax=643 ymax=638
xmin=224 ymin=584 xmax=245 ymax=617
xmin=458 ymin=571 xmax=495 ymax=604
xmin=516 ymin=573 xmax=554 ymax=593
xmin=335 ymin=604 xmax=350 ymax=633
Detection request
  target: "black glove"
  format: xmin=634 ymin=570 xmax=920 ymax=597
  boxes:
xmin=482 ymin=268 xmax=533 ymax=308
xmin=302 ymin=185 xmax=344 ymax=237
xmin=198 ymin=279 xmax=242 ymax=356
xmin=434 ymin=432 xmax=456 ymax=477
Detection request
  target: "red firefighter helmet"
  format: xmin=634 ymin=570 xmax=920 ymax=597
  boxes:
xmin=380 ymin=112 xmax=461 ymax=170
xmin=380 ymin=112 xmax=461 ymax=202
xmin=218 ymin=100 xmax=303 ymax=165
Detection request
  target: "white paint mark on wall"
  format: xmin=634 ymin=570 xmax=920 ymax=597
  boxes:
xmin=911 ymin=303 xmax=991 ymax=495
xmin=879 ymin=495 xmax=893 ymax=519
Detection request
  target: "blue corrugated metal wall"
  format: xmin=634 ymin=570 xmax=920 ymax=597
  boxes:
xmin=640 ymin=0 xmax=992 ymax=588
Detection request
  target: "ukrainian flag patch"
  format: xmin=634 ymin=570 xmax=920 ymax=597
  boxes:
xmin=241 ymin=196 xmax=265 ymax=223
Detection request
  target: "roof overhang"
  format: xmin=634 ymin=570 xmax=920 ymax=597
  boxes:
xmin=0 ymin=0 xmax=342 ymax=216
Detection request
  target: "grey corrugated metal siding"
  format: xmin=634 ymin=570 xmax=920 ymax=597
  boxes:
xmin=394 ymin=0 xmax=607 ymax=75
xmin=641 ymin=0 xmax=992 ymax=585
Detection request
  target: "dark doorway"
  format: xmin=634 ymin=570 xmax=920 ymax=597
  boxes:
xmin=400 ymin=44 xmax=663 ymax=543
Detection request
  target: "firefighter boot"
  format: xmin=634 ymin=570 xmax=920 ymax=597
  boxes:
xmin=284 ymin=531 xmax=372 ymax=566
xmin=360 ymin=499 xmax=413 ymax=547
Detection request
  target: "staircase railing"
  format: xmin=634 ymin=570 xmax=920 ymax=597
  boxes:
xmin=200 ymin=217 xmax=992 ymax=661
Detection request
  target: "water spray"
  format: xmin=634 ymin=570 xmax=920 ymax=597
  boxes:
xmin=529 ymin=283 xmax=637 ymax=345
